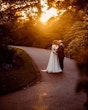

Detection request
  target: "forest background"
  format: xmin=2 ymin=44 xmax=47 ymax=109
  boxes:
xmin=0 ymin=0 xmax=88 ymax=59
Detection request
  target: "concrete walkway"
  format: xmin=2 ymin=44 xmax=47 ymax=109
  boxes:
xmin=0 ymin=46 xmax=86 ymax=110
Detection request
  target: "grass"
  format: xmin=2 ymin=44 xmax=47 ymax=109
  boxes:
xmin=0 ymin=48 xmax=40 ymax=95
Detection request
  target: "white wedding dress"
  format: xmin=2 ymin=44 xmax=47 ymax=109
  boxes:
xmin=43 ymin=44 xmax=62 ymax=73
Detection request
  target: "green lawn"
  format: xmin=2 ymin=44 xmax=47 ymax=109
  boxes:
xmin=0 ymin=48 xmax=40 ymax=95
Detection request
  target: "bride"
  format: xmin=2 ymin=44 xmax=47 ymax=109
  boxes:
xmin=42 ymin=40 xmax=62 ymax=73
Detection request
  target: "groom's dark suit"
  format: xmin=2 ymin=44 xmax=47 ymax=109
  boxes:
xmin=57 ymin=43 xmax=65 ymax=70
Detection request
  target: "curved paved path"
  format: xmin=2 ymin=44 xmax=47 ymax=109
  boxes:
xmin=0 ymin=46 xmax=86 ymax=110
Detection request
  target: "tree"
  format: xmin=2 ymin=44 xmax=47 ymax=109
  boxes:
xmin=64 ymin=21 xmax=88 ymax=58
xmin=0 ymin=24 xmax=15 ymax=66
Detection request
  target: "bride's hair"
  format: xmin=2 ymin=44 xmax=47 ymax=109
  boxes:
xmin=53 ymin=40 xmax=58 ymax=44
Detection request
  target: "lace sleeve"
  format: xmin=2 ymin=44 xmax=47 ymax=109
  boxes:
xmin=51 ymin=45 xmax=58 ymax=54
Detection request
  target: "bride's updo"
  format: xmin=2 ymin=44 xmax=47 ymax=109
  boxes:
xmin=53 ymin=40 xmax=58 ymax=45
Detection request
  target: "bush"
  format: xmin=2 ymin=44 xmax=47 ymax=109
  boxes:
xmin=65 ymin=21 xmax=88 ymax=58
xmin=0 ymin=45 xmax=16 ymax=66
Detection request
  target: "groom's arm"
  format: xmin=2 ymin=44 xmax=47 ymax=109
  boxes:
xmin=58 ymin=43 xmax=65 ymax=56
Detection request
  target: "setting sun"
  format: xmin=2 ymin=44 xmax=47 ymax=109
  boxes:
xmin=40 ymin=7 xmax=58 ymax=23
xmin=40 ymin=0 xmax=66 ymax=23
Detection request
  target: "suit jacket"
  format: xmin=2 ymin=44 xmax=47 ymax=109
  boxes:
xmin=58 ymin=43 xmax=65 ymax=58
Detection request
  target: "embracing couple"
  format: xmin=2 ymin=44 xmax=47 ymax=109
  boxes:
xmin=42 ymin=40 xmax=65 ymax=73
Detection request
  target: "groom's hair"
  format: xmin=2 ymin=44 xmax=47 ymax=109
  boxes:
xmin=58 ymin=40 xmax=63 ymax=43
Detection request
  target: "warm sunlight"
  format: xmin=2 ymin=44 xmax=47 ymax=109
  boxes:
xmin=40 ymin=7 xmax=58 ymax=23
xmin=0 ymin=2 xmax=10 ymax=11
xmin=40 ymin=0 xmax=58 ymax=23
xmin=40 ymin=0 xmax=66 ymax=23
xmin=21 ymin=11 xmax=27 ymax=19
xmin=15 ymin=11 xmax=29 ymax=23
xmin=0 ymin=0 xmax=66 ymax=23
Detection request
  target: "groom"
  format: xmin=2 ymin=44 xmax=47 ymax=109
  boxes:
xmin=57 ymin=40 xmax=65 ymax=71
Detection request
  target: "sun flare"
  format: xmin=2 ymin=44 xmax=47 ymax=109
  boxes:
xmin=40 ymin=0 xmax=66 ymax=23
xmin=40 ymin=7 xmax=58 ymax=23
xmin=0 ymin=0 xmax=66 ymax=23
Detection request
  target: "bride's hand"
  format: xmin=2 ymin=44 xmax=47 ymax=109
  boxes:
xmin=53 ymin=52 xmax=58 ymax=55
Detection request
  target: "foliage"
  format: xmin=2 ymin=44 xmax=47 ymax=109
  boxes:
xmin=0 ymin=24 xmax=16 ymax=66
xmin=72 ymin=0 xmax=88 ymax=11
xmin=0 ymin=46 xmax=16 ymax=66
xmin=65 ymin=21 xmax=88 ymax=58
xmin=0 ymin=0 xmax=88 ymax=59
